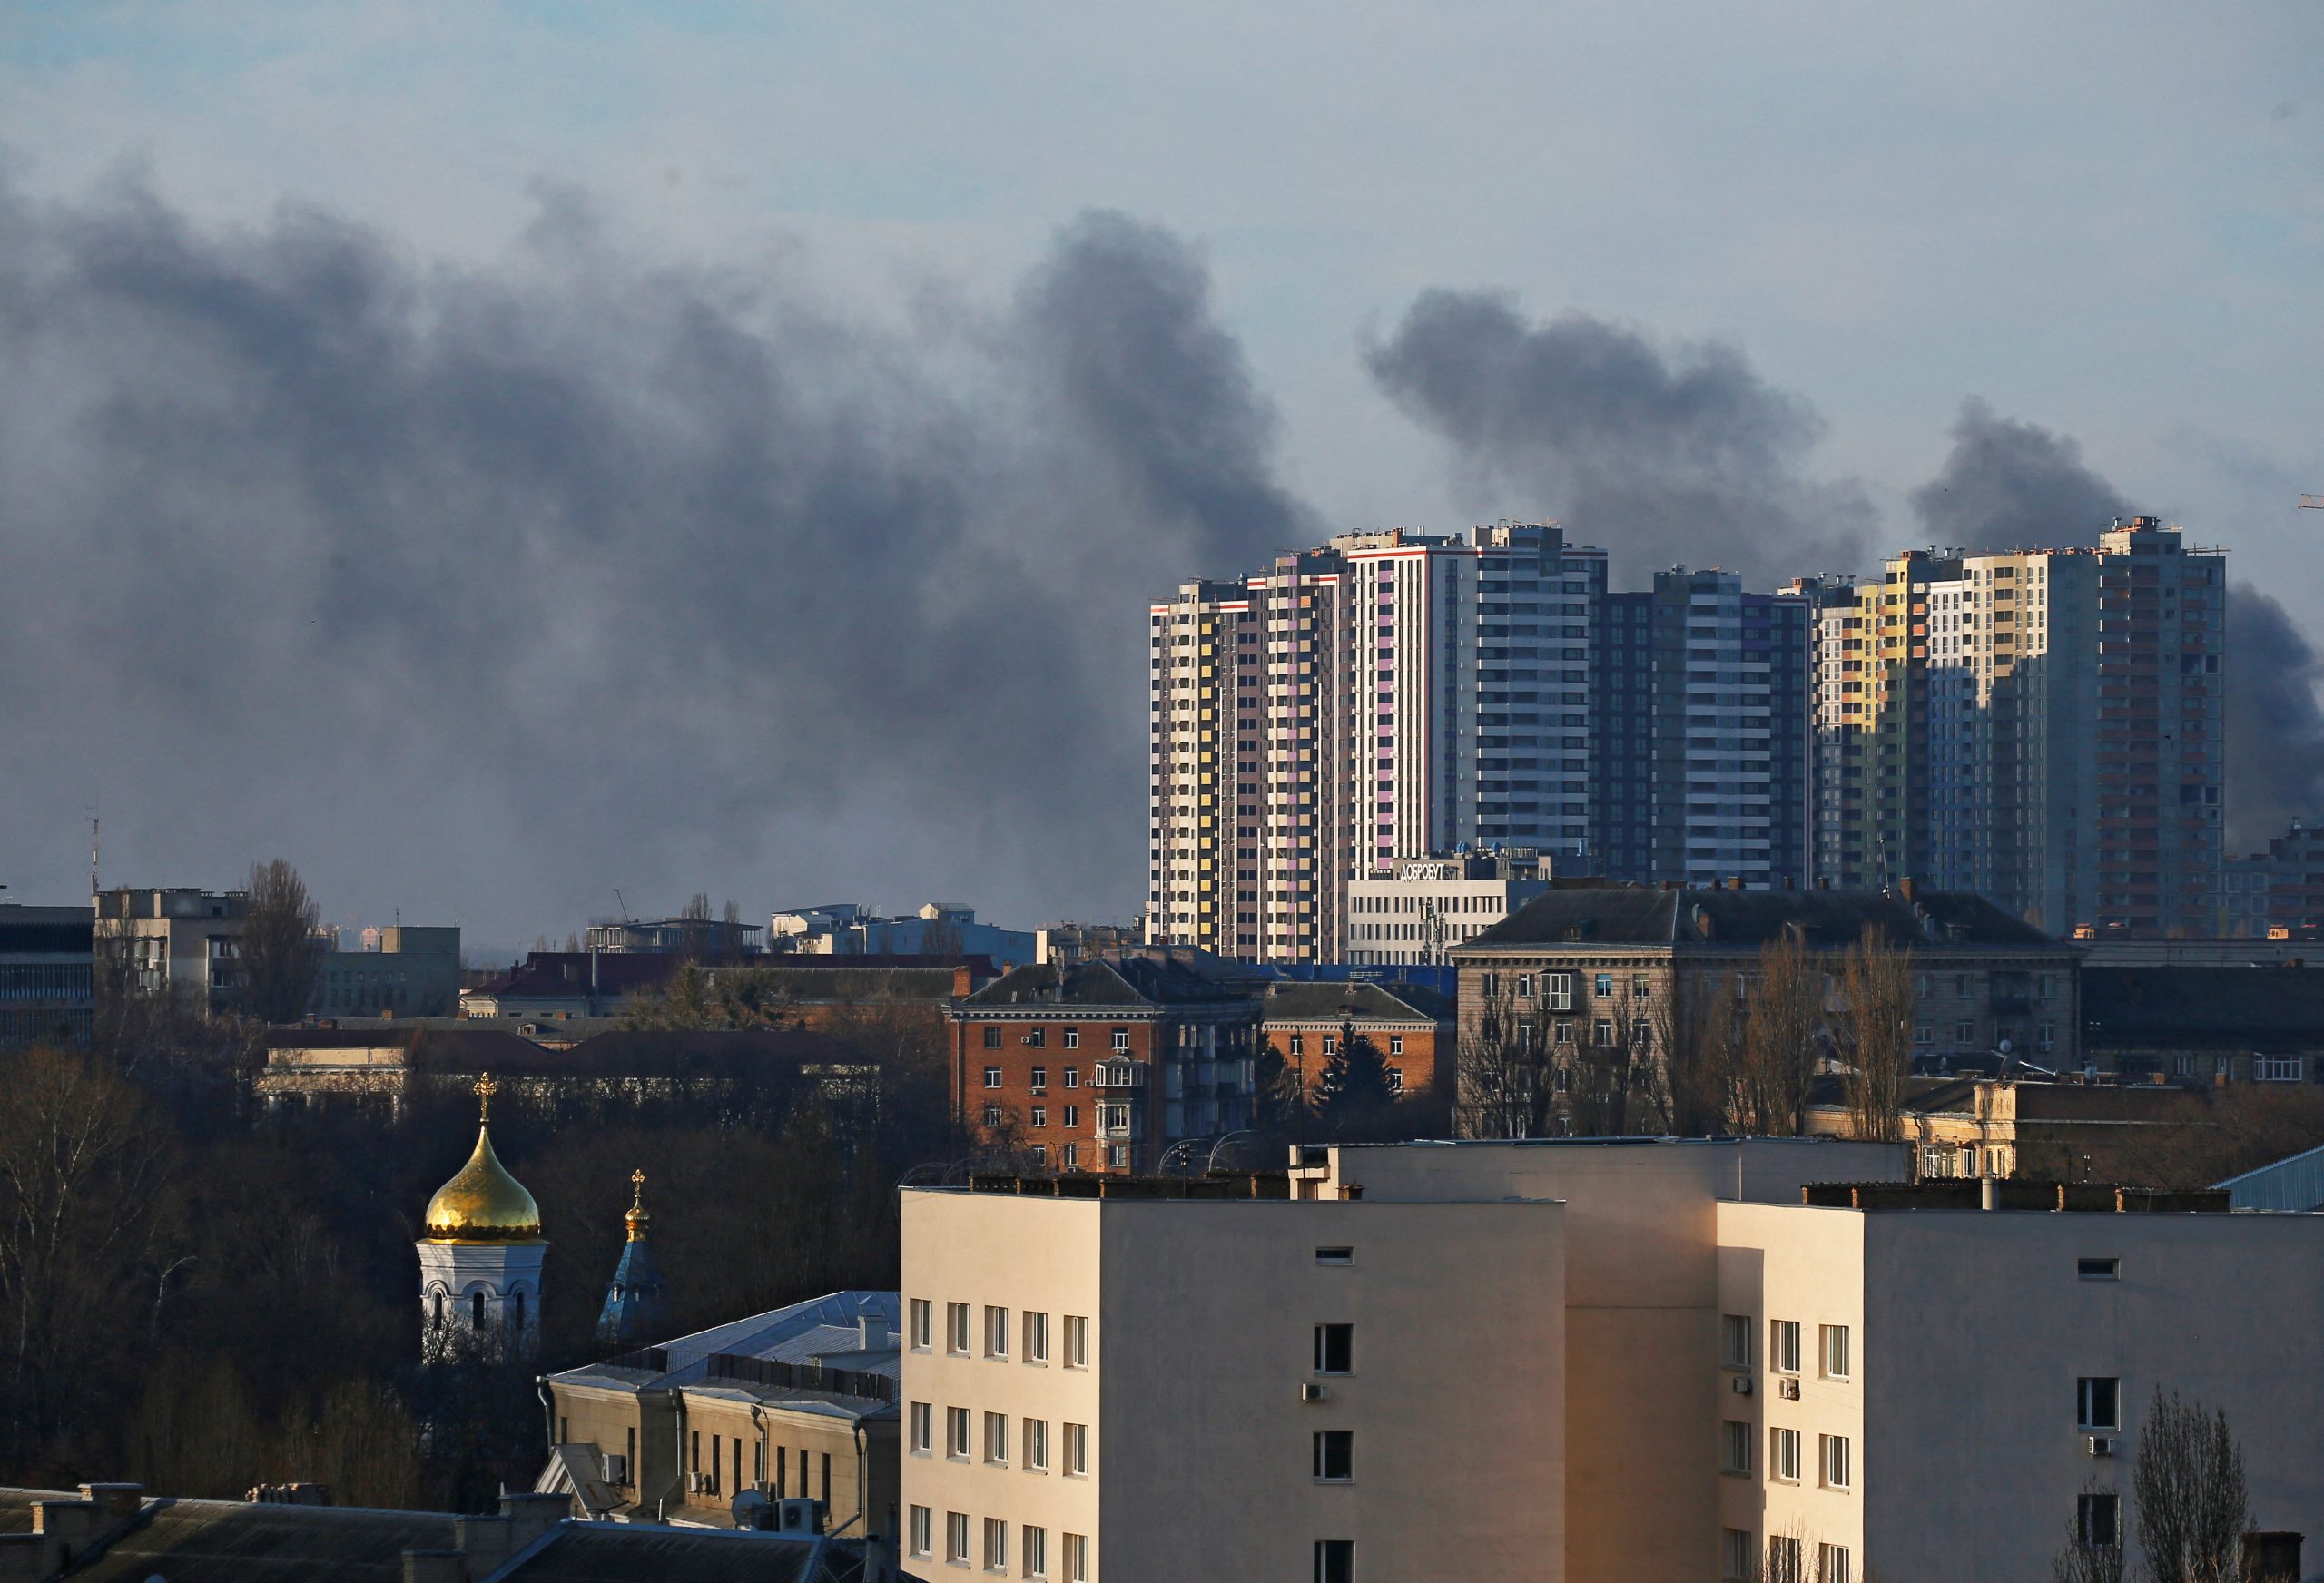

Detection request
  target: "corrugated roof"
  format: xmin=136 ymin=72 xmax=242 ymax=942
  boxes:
xmin=64 ymin=1498 xmax=462 ymax=1582
xmin=498 ymin=1523 xmax=831 ymax=1582
xmin=1460 ymin=887 xmax=2057 ymax=950
xmin=554 ymin=1290 xmax=900 ymax=1405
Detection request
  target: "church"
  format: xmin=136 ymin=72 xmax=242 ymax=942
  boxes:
xmin=417 ymin=1076 xmax=546 ymax=1361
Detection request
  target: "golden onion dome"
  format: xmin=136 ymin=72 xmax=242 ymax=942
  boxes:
xmin=423 ymin=1077 xmax=544 ymax=1243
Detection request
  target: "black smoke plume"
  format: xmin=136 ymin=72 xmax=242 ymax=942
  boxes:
xmin=0 ymin=186 xmax=1305 ymax=945
xmin=1365 ymin=289 xmax=1874 ymax=585
xmin=1909 ymin=398 xmax=2130 ymax=550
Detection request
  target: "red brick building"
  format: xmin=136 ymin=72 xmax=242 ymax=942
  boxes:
xmin=1256 ymin=981 xmax=1455 ymax=1114
xmin=944 ymin=954 xmax=1261 ymax=1174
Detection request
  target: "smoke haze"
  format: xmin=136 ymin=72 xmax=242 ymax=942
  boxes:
xmin=1364 ymin=289 xmax=1875 ymax=585
xmin=0 ymin=186 xmax=1302 ymax=947
xmin=1909 ymin=398 xmax=2132 ymax=552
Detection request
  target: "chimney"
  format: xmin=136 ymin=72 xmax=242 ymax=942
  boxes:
xmin=1726 ymin=875 xmax=1745 ymax=890
xmin=1979 ymin=1176 xmax=2000 ymax=1211
xmin=498 ymin=1492 xmax=570 ymax=1549
xmin=859 ymin=1303 xmax=892 ymax=1352
xmin=1782 ymin=875 xmax=1796 ymax=890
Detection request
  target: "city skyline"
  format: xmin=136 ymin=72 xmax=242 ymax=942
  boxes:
xmin=4 ymin=5 xmax=2319 ymax=950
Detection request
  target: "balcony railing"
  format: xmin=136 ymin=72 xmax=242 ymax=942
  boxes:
xmin=705 ymin=1352 xmax=896 ymax=1404
xmin=1092 ymin=1063 xmax=1147 ymax=1089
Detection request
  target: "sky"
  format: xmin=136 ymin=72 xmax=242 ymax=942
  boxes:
xmin=3 ymin=3 xmax=2320 ymax=956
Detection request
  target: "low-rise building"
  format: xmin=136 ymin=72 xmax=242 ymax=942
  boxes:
xmin=541 ymin=1290 xmax=900 ymax=1551
xmin=1805 ymin=1073 xmax=2216 ymax=1184
xmin=2083 ymin=965 xmax=2324 ymax=1085
xmin=899 ymin=1174 xmax=1564 ymax=1583
xmin=1345 ymin=850 xmax=1559 ymax=966
xmin=773 ymin=902 xmax=1036 ymax=969
xmin=0 ymin=904 xmax=93 ymax=1047
xmin=906 ymin=1138 xmax=2324 ymax=1583
xmin=1256 ymin=980 xmax=1454 ymax=1111
xmin=584 ymin=914 xmax=768 ymax=956
xmin=944 ymin=955 xmax=1261 ymax=1175
xmin=93 ymin=885 xmax=248 ymax=1011
xmin=310 ymin=924 xmax=461 ymax=1018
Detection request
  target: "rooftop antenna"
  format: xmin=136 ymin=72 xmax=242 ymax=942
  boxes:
xmin=90 ymin=806 xmax=100 ymax=899
xmin=614 ymin=889 xmax=633 ymax=923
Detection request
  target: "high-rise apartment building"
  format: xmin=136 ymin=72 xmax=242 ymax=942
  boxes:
xmin=1148 ymin=524 xmax=1602 ymax=962
xmin=1597 ymin=570 xmax=1811 ymax=888
xmin=1806 ymin=518 xmax=2222 ymax=936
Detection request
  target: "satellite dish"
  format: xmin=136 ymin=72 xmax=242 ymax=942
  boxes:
xmin=732 ymin=1488 xmax=771 ymax=1529
xmin=1996 ymin=1038 xmax=2013 ymax=1055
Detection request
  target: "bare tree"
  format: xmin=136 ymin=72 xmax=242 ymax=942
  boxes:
xmin=1644 ymin=968 xmax=1737 ymax=1135
xmin=1455 ymin=986 xmax=1553 ymax=1138
xmin=242 ymin=859 xmax=321 ymax=1024
xmin=2133 ymin=1388 xmax=2252 ymax=1583
xmin=1837 ymin=927 xmax=1917 ymax=1142
xmin=1729 ymin=934 xmax=1827 ymax=1136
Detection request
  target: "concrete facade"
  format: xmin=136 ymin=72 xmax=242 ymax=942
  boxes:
xmin=0 ymin=904 xmax=94 ymax=1047
xmin=900 ymin=1184 xmax=1565 ymax=1583
xmin=93 ymin=886 xmax=248 ymax=1011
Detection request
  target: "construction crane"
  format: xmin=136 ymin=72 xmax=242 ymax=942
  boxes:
xmin=2302 ymin=495 xmax=2324 ymax=511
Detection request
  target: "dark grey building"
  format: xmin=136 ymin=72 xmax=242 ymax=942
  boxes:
xmin=0 ymin=903 xmax=94 ymax=1047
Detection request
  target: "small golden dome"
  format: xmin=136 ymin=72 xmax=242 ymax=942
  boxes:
xmin=423 ymin=1077 xmax=543 ymax=1243
xmin=625 ymin=1168 xmax=651 ymax=1243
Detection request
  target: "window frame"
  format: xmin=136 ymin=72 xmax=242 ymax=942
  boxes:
xmin=1770 ymin=1319 xmax=1802 ymax=1375
xmin=909 ymin=1401 xmax=932 ymax=1455
xmin=1720 ymin=1314 xmax=1752 ymax=1371
xmin=1819 ymin=1323 xmax=1850 ymax=1381
xmin=1769 ymin=1426 xmax=1803 ymax=1483
xmin=1312 ymin=1429 xmax=1354 ymax=1483
xmin=2077 ymin=1376 xmax=2122 ymax=1432
xmin=1720 ymin=1419 xmax=1752 ymax=1476
xmin=1314 ymin=1322 xmax=1353 ymax=1375
xmin=909 ymin=1298 xmax=932 ymax=1351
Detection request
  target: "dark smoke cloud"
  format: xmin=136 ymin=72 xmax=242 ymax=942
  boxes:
xmin=2224 ymin=588 xmax=2324 ymax=850
xmin=1364 ymin=289 xmax=1873 ymax=585
xmin=0 ymin=185 xmax=1305 ymax=946
xmin=1907 ymin=399 xmax=2324 ymax=851
xmin=1908 ymin=398 xmax=2131 ymax=551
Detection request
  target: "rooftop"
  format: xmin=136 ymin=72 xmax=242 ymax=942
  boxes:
xmin=1258 ymin=980 xmax=1454 ymax=1023
xmin=2083 ymin=966 xmax=2324 ymax=1051
xmin=959 ymin=954 xmax=1257 ymax=1011
xmin=552 ymin=1289 xmax=900 ymax=1411
xmin=1461 ymin=885 xmax=2058 ymax=951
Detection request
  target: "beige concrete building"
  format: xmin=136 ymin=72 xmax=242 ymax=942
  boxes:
xmin=311 ymin=924 xmax=461 ymax=1016
xmin=899 ymin=1176 xmax=1564 ymax=1583
xmin=912 ymin=1140 xmax=2324 ymax=1583
xmin=93 ymin=885 xmax=248 ymax=1011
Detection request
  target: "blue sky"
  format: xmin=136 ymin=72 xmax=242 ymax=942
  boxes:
xmin=4 ymin=3 xmax=2321 ymax=943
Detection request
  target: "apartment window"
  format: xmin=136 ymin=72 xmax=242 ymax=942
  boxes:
xmin=1063 ymin=1533 xmax=1088 ymax=1583
xmin=1720 ymin=1420 xmax=1752 ymax=1475
xmin=1819 ymin=1324 xmax=1850 ymax=1381
xmin=1388 ymin=1035 xmax=1403 ymax=1056
xmin=2078 ymin=1376 xmax=2121 ymax=1431
xmin=1592 ymin=1019 xmax=1614 ymax=1045
xmin=984 ymin=1516 xmax=1008 ymax=1572
xmin=2078 ymin=1257 xmax=2121 ymax=1281
xmin=1313 ymin=1429 xmax=1354 ymax=1481
xmin=1594 ymin=972 xmax=1613 ymax=998
xmin=2256 ymin=1056 xmax=2305 ymax=1082
xmin=1063 ymin=1421 xmax=1088 ymax=1476
xmin=984 ymin=1066 xmax=1003 ymax=1087
xmin=1770 ymin=1320 xmax=1801 ymax=1374
xmin=1954 ymin=1020 xmax=1974 ymax=1043
xmin=911 ymin=1298 xmax=932 ymax=1350
xmin=983 ymin=1027 xmax=1002 ymax=1049
xmin=1314 ymin=1539 xmax=1355 ymax=1583
xmin=986 ymin=1305 xmax=1009 ymax=1358
xmin=1025 ymin=1311 xmax=1049 ymax=1362
xmin=1029 ymin=1066 xmax=1048 ymax=1092
xmin=1769 ymin=1427 xmax=1803 ymax=1482
xmin=1290 ymin=1034 xmax=1305 ymax=1056
xmin=946 ymin=1406 xmax=970 ymax=1459
xmin=948 ymin=1303 xmax=971 ymax=1354
xmin=1632 ymin=975 xmax=1651 ymax=1000
xmin=910 ymin=1401 xmax=932 ymax=1454
xmin=1030 ymin=1106 xmax=1048 ymax=1127
xmin=1819 ymin=1433 xmax=1851 ymax=1490
xmin=1022 ymin=1524 xmax=1049 ymax=1578
xmin=1720 ymin=1314 xmax=1752 ymax=1370
xmin=1025 ymin=1027 xmax=1046 ymax=1048
xmin=1024 ymin=1417 xmax=1049 ymax=1470
xmin=1063 ymin=1028 xmax=1079 ymax=1049
xmin=983 ymin=1105 xmax=1004 ymax=1128
xmin=1064 ymin=1313 xmax=1088 ymax=1367
xmin=1314 ymin=1323 xmax=1353 ymax=1374
xmin=1915 ymin=1024 xmax=1933 ymax=1046
xmin=1108 ymin=1144 xmax=1128 ymax=1168
xmin=2077 ymin=1491 xmax=2122 ymax=1548
xmin=985 ymin=1411 xmax=1009 ymax=1464
xmin=1110 ymin=1027 xmax=1130 ymax=1052
xmin=1062 ymin=1104 xmax=1078 ymax=1129
xmin=947 ymin=1512 xmax=970 ymax=1565
xmin=1955 ymin=973 xmax=1973 ymax=998
xmin=1481 ymin=971 xmax=1499 ymax=1000
xmin=1767 ymin=1536 xmax=1803 ymax=1583
xmin=1817 ymin=1543 xmax=1852 ymax=1583
xmin=1721 ymin=1529 xmax=1754 ymax=1580
xmin=1515 ymin=973 xmax=1533 ymax=1002
xmin=1553 ymin=1020 xmax=1573 ymax=1045
xmin=1315 ymin=1246 xmax=1354 ymax=1265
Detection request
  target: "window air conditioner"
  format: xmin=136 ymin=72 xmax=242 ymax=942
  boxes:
xmin=1730 ymin=1376 xmax=1753 ymax=1396
xmin=1303 ymin=1382 xmax=1329 ymax=1402
xmin=2086 ymin=1436 xmax=2116 ymax=1458
xmin=1779 ymin=1378 xmax=1802 ymax=1401
xmin=685 ymin=1472 xmax=705 ymax=1493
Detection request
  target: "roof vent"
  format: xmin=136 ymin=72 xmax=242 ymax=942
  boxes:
xmin=1692 ymin=905 xmax=1713 ymax=940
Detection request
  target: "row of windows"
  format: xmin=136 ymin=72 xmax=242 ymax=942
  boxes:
xmin=1720 ymin=1317 xmax=1849 ymax=1379
xmin=909 ymin=1404 xmax=1090 ymax=1474
xmin=1478 ymin=969 xmax=1652 ymax=1008
xmin=1724 ymin=1532 xmax=1852 ymax=1583
xmin=684 ymin=1429 xmax=826 ymax=1500
xmin=1720 ymin=1421 xmax=1851 ymax=1490
xmin=984 ymin=1027 xmax=1130 ymax=1051
xmin=910 ymin=1302 xmax=1089 ymax=1367
xmin=907 ymin=1509 xmax=1088 ymax=1579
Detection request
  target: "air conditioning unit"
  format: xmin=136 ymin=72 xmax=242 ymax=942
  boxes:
xmin=1779 ymin=1378 xmax=1802 ymax=1401
xmin=685 ymin=1472 xmax=706 ymax=1494
xmin=604 ymin=1453 xmax=629 ymax=1486
xmin=1730 ymin=1376 xmax=1753 ymax=1396
xmin=773 ymin=1498 xmax=826 ymax=1535
xmin=1302 ymin=1382 xmax=1329 ymax=1402
xmin=2086 ymin=1436 xmax=2117 ymax=1458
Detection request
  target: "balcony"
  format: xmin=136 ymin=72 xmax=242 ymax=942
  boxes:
xmin=1092 ymin=1062 xmax=1147 ymax=1089
xmin=1095 ymin=1105 xmax=1142 ymax=1140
